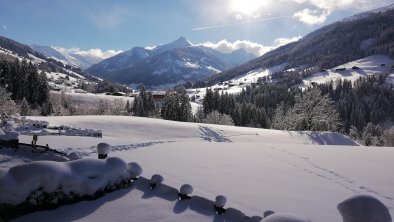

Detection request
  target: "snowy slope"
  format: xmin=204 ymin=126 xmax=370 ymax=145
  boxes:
xmin=31 ymin=45 xmax=101 ymax=69
xmin=2 ymin=116 xmax=393 ymax=222
xmin=30 ymin=45 xmax=82 ymax=68
xmin=189 ymin=55 xmax=394 ymax=101
xmin=301 ymin=55 xmax=394 ymax=87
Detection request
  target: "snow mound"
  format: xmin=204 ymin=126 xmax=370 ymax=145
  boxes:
xmin=337 ymin=195 xmax=392 ymax=222
xmin=97 ymin=143 xmax=110 ymax=155
xmin=0 ymin=131 xmax=19 ymax=141
xmin=180 ymin=184 xmax=193 ymax=195
xmin=215 ymin=195 xmax=227 ymax=208
xmin=261 ymin=212 xmax=311 ymax=222
xmin=0 ymin=157 xmax=137 ymax=205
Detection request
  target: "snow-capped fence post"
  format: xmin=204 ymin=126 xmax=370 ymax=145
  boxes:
xmin=337 ymin=195 xmax=392 ymax=222
xmin=150 ymin=174 xmax=164 ymax=190
xmin=97 ymin=143 xmax=110 ymax=159
xmin=214 ymin=195 xmax=227 ymax=215
xmin=178 ymin=184 xmax=193 ymax=200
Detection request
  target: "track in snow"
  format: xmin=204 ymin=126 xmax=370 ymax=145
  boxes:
xmin=268 ymin=146 xmax=394 ymax=210
xmin=199 ymin=126 xmax=232 ymax=142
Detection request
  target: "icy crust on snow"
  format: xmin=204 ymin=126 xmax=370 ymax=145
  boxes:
xmin=0 ymin=157 xmax=137 ymax=205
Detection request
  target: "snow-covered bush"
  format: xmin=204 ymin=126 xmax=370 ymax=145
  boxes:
xmin=337 ymin=195 xmax=391 ymax=222
xmin=0 ymin=157 xmax=141 ymax=221
xmin=203 ymin=111 xmax=234 ymax=126
xmin=261 ymin=213 xmax=311 ymax=222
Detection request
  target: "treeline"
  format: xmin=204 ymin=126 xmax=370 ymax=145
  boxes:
xmin=198 ymin=75 xmax=394 ymax=146
xmin=0 ymin=59 xmax=51 ymax=115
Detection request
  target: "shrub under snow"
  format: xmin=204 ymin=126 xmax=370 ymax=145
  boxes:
xmin=0 ymin=157 xmax=138 ymax=206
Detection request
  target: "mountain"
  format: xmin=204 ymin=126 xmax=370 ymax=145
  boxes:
xmin=31 ymin=45 xmax=100 ymax=70
xmin=0 ymin=36 xmax=130 ymax=94
xmin=201 ymin=3 xmax=394 ymax=86
xmin=87 ymin=37 xmax=256 ymax=88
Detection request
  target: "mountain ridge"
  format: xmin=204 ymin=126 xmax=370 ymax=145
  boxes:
xmin=87 ymin=37 xmax=256 ymax=88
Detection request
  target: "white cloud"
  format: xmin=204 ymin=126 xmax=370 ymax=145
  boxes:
xmin=54 ymin=46 xmax=123 ymax=59
xmin=292 ymin=0 xmax=359 ymax=25
xmin=200 ymin=36 xmax=302 ymax=56
xmin=293 ymin=8 xmax=330 ymax=25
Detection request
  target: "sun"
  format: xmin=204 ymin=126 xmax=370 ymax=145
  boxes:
xmin=229 ymin=0 xmax=265 ymax=16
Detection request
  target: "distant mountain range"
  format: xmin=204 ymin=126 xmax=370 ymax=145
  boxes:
xmin=201 ymin=3 xmax=394 ymax=86
xmin=87 ymin=37 xmax=256 ymax=88
xmin=30 ymin=45 xmax=102 ymax=70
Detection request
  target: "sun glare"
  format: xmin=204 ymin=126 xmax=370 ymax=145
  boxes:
xmin=230 ymin=0 xmax=265 ymax=16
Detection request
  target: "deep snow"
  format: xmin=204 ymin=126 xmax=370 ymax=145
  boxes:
xmin=1 ymin=116 xmax=393 ymax=222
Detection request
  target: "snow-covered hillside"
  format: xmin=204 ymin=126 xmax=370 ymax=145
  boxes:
xmin=301 ymin=55 xmax=394 ymax=87
xmin=2 ymin=116 xmax=393 ymax=222
xmin=189 ymin=55 xmax=394 ymax=101
xmin=31 ymin=45 xmax=102 ymax=69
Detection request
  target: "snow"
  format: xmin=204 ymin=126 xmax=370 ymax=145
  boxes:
xmin=0 ymin=157 xmax=135 ymax=205
xmin=206 ymin=66 xmax=221 ymax=73
xmin=50 ymin=91 xmax=133 ymax=105
xmin=188 ymin=63 xmax=288 ymax=100
xmin=337 ymin=195 xmax=392 ymax=222
xmin=0 ymin=131 xmax=19 ymax=141
xmin=1 ymin=116 xmax=393 ymax=222
xmin=301 ymin=55 xmax=394 ymax=88
xmin=261 ymin=213 xmax=311 ymax=222
xmin=215 ymin=195 xmax=227 ymax=208
xmin=96 ymin=143 xmax=110 ymax=155
xmin=180 ymin=184 xmax=193 ymax=195
xmin=27 ymin=53 xmax=46 ymax=64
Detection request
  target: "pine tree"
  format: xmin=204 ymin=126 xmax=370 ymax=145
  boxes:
xmin=20 ymin=97 xmax=30 ymax=116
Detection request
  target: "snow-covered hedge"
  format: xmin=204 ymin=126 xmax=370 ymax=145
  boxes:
xmin=0 ymin=158 xmax=142 ymax=221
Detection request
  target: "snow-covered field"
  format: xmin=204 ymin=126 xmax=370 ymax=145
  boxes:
xmin=1 ymin=116 xmax=393 ymax=221
xmin=50 ymin=91 xmax=134 ymax=105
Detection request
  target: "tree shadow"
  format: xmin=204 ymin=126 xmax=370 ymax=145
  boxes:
xmin=288 ymin=131 xmax=359 ymax=146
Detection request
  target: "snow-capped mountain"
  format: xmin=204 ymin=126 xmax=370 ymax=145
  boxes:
xmin=202 ymin=3 xmax=394 ymax=87
xmin=31 ymin=45 xmax=102 ymax=70
xmin=87 ymin=37 xmax=256 ymax=88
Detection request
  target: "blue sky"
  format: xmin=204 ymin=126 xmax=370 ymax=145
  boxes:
xmin=0 ymin=0 xmax=393 ymax=58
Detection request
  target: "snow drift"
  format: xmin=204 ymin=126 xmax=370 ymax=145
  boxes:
xmin=0 ymin=157 xmax=141 ymax=205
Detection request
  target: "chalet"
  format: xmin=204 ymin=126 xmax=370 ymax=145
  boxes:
xmin=151 ymin=91 xmax=167 ymax=101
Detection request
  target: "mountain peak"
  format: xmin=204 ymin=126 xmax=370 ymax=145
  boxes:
xmin=152 ymin=37 xmax=193 ymax=55
xmin=173 ymin=36 xmax=192 ymax=45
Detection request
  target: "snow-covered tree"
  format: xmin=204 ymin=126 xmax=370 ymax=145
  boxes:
xmin=286 ymin=87 xmax=340 ymax=131
xmin=20 ymin=97 xmax=30 ymax=116
xmin=203 ymin=111 xmax=234 ymax=126
xmin=362 ymin=123 xmax=385 ymax=146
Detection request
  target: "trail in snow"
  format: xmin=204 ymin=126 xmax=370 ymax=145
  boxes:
xmin=267 ymin=146 xmax=394 ymax=209
xmin=199 ymin=126 xmax=232 ymax=142
xmin=62 ymin=141 xmax=177 ymax=158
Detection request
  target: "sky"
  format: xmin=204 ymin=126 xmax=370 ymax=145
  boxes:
xmin=0 ymin=0 xmax=393 ymax=59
